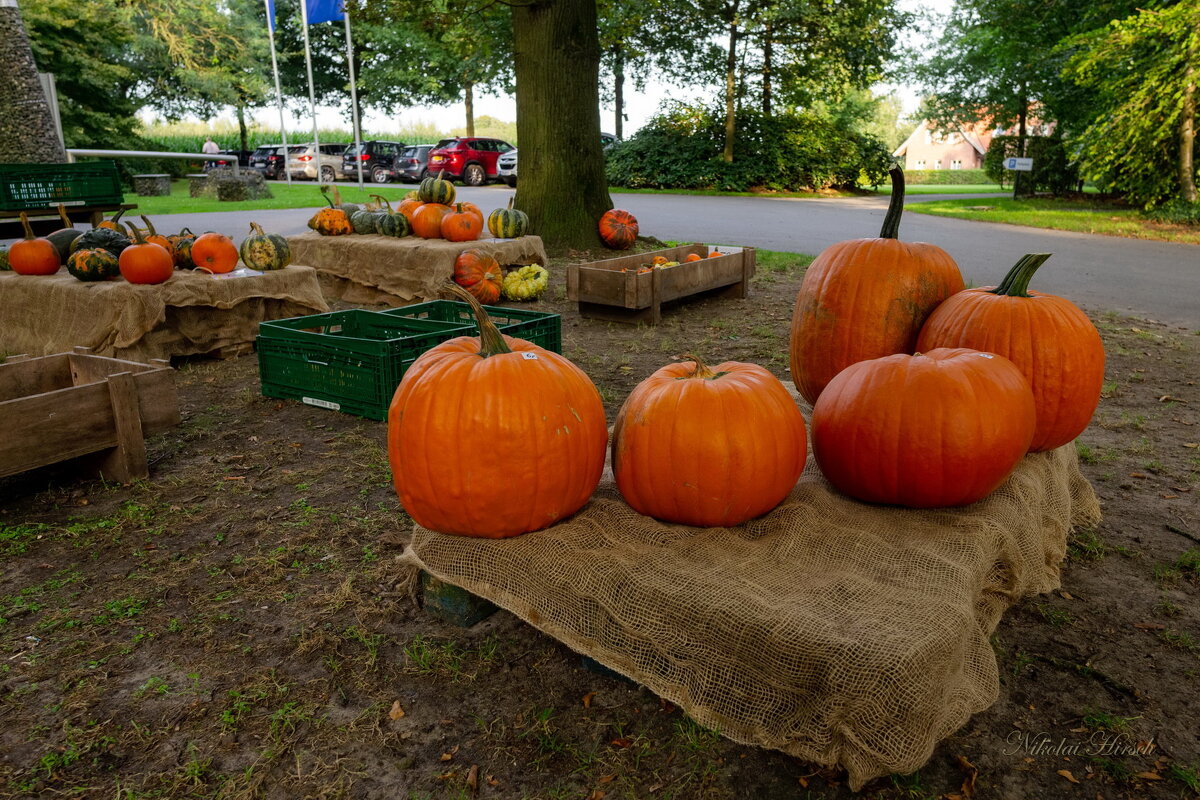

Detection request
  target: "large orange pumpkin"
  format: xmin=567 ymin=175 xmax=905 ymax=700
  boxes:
xmin=190 ymin=232 xmax=239 ymax=274
xmin=811 ymin=348 xmax=1036 ymax=508
xmin=452 ymin=249 xmax=503 ymax=303
xmin=412 ymin=203 xmax=452 ymax=239
xmin=916 ymin=253 xmax=1105 ymax=452
xmin=118 ymin=225 xmax=174 ymax=285
xmin=9 ymin=212 xmax=61 ymax=275
xmin=388 ymin=285 xmax=608 ymax=538
xmin=789 ymin=167 xmax=965 ymax=405
xmin=612 ymin=354 xmax=807 ymax=527
xmin=441 ymin=203 xmax=483 ymax=242
xmin=598 ymin=208 xmax=638 ymax=249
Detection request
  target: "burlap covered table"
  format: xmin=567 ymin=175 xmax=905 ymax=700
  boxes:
xmin=0 ymin=267 xmax=328 ymax=362
xmin=399 ymin=443 xmax=1100 ymax=789
xmin=286 ymin=232 xmax=549 ymax=305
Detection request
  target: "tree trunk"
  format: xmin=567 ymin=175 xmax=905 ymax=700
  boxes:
xmin=236 ymin=103 xmax=249 ymax=153
xmin=1181 ymin=39 xmax=1197 ymax=203
xmin=465 ymin=81 xmax=475 ymax=137
xmin=762 ymin=19 xmax=772 ymax=116
xmin=0 ymin=2 xmax=67 ymax=163
xmin=1014 ymin=93 xmax=1029 ymax=198
xmin=613 ymin=47 xmax=624 ymax=140
xmin=513 ymin=0 xmax=612 ymax=252
xmin=723 ymin=14 xmax=739 ymax=163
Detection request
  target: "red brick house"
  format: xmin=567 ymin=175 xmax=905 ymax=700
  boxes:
xmin=892 ymin=120 xmax=996 ymax=170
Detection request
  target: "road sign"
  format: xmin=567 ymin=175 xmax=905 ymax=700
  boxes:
xmin=1005 ymin=157 xmax=1034 ymax=171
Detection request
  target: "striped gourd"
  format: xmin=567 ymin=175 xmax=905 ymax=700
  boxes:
xmin=239 ymin=222 xmax=292 ymax=270
xmin=66 ymin=248 xmax=120 ymax=282
xmin=487 ymin=197 xmax=530 ymax=239
xmin=419 ymin=170 xmax=456 ymax=205
xmin=370 ymin=195 xmax=412 ymax=238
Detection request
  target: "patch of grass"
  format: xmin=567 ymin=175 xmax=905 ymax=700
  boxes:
xmin=0 ymin=523 xmax=51 ymax=557
xmin=403 ymin=634 xmax=498 ymax=682
xmin=1154 ymin=598 xmax=1182 ymax=617
xmin=1169 ymin=762 xmax=1200 ymax=792
xmin=1082 ymin=709 xmax=1138 ymax=732
xmin=906 ymin=196 xmax=1200 ymax=244
xmin=1089 ymin=756 xmax=1134 ymax=783
xmin=1067 ymin=527 xmax=1106 ymax=562
xmin=1035 ymin=603 xmax=1074 ymax=627
xmin=889 ymin=770 xmax=938 ymax=800
xmin=1175 ymin=549 xmax=1200 ymax=581
xmin=1158 ymin=629 xmax=1200 ymax=654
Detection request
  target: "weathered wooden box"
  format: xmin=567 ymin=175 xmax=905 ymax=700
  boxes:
xmin=0 ymin=348 xmax=181 ymax=482
xmin=566 ymin=243 xmax=756 ymax=324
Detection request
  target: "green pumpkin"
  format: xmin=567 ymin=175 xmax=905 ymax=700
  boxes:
xmin=487 ymin=197 xmax=530 ymax=239
xmin=66 ymin=247 xmax=120 ymax=282
xmin=418 ymin=170 xmax=456 ymax=205
xmin=0 ymin=243 xmax=10 ymax=271
xmin=46 ymin=204 xmax=84 ymax=262
xmin=350 ymin=208 xmax=382 ymax=235
xmin=70 ymin=226 xmax=131 ymax=259
xmin=369 ymin=194 xmax=411 ymax=238
xmin=239 ymin=222 xmax=292 ymax=271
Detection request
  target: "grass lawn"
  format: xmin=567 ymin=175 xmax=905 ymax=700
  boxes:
xmin=906 ymin=195 xmax=1200 ymax=244
xmin=127 ymin=180 xmax=430 ymax=216
xmin=875 ymin=182 xmax=1004 ymax=194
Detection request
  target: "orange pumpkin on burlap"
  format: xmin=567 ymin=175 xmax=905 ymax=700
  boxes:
xmin=307 ymin=187 xmax=353 ymax=236
xmin=412 ymin=203 xmax=452 ymax=239
xmin=789 ymin=167 xmax=965 ymax=405
xmin=916 ymin=253 xmax=1105 ymax=452
xmin=452 ymin=249 xmax=503 ymax=304
xmin=190 ymin=232 xmax=239 ymax=274
xmin=9 ymin=212 xmax=61 ymax=275
xmin=387 ymin=285 xmax=608 ymax=538
xmin=613 ymin=354 xmax=808 ymax=527
xmin=441 ymin=203 xmax=483 ymax=242
xmin=118 ymin=225 xmax=174 ymax=285
xmin=811 ymin=348 xmax=1036 ymax=508
xmin=138 ymin=216 xmax=174 ymax=256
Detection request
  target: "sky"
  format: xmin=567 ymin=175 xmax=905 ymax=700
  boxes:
xmin=227 ymin=0 xmax=956 ymax=138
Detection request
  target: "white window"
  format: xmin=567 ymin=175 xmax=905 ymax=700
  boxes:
xmin=924 ymin=130 xmax=932 ymax=144
xmin=951 ymin=159 xmax=963 ymax=170
xmin=934 ymin=159 xmax=943 ymax=169
xmin=915 ymin=159 xmax=927 ymax=169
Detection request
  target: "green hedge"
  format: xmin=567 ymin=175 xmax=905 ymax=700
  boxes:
xmin=606 ymin=103 xmax=894 ymax=192
xmin=984 ymin=136 xmax=1080 ymax=194
xmin=903 ymin=169 xmax=992 ymax=185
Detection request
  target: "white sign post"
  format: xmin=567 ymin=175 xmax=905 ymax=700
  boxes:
xmin=1004 ymin=157 xmax=1034 ymax=171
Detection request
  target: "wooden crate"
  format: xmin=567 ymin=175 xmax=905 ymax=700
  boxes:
xmin=566 ymin=243 xmax=756 ymax=324
xmin=0 ymin=347 xmax=180 ymax=482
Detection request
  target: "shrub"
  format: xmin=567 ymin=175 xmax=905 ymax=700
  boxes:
xmin=903 ymin=169 xmax=993 ymax=185
xmin=1144 ymin=199 xmax=1200 ymax=225
xmin=605 ymin=103 xmax=893 ymax=192
xmin=984 ymin=136 xmax=1080 ymax=194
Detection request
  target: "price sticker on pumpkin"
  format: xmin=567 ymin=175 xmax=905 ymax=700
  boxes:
xmin=521 ymin=352 xmax=539 ymax=360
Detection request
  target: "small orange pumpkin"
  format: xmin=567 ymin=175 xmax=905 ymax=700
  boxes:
xmin=119 ymin=224 xmax=174 ymax=285
xmin=412 ymin=203 xmax=452 ymax=239
xmin=452 ymin=249 xmax=503 ymax=303
xmin=598 ymin=208 xmax=638 ymax=249
xmin=307 ymin=187 xmax=353 ymax=236
xmin=190 ymin=232 xmax=239 ymax=274
xmin=441 ymin=203 xmax=483 ymax=242
xmin=138 ymin=216 xmax=174 ymax=256
xmin=96 ymin=208 xmax=129 ymax=231
xmin=9 ymin=212 xmax=61 ymax=275
xmin=685 ymin=253 xmax=703 ymax=262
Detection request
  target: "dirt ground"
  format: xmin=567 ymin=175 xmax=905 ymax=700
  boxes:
xmin=1 ymin=245 xmax=1198 ymax=800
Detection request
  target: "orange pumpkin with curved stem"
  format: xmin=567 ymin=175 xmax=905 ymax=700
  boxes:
xmin=916 ymin=253 xmax=1105 ymax=452
xmin=190 ymin=232 xmax=239 ymax=273
xmin=598 ymin=208 xmax=638 ymax=249
xmin=387 ymin=285 xmax=607 ymax=538
xmin=307 ymin=187 xmax=353 ymax=236
xmin=9 ymin=212 xmax=61 ymax=275
xmin=811 ymin=348 xmax=1036 ymax=508
xmin=96 ymin=208 xmax=128 ymax=231
xmin=789 ymin=167 xmax=965 ymax=404
xmin=118 ymin=224 xmax=174 ymax=285
xmin=441 ymin=203 xmax=483 ymax=242
xmin=613 ymin=354 xmax=807 ymax=527
xmin=138 ymin=216 xmax=174 ymax=257
xmin=452 ymin=249 xmax=503 ymax=303
xmin=412 ymin=203 xmax=452 ymax=239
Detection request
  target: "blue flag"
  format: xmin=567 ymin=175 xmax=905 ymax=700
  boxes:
xmin=265 ymin=0 xmax=276 ymax=32
xmin=306 ymin=0 xmax=344 ymax=24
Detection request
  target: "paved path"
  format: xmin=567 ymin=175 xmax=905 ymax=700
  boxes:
xmin=148 ymin=185 xmax=1200 ymax=327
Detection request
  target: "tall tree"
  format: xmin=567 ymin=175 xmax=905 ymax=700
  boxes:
xmin=0 ymin=0 xmax=68 ymax=162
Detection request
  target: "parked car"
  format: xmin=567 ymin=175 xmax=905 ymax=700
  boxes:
xmin=342 ymin=140 xmax=405 ymax=183
xmin=217 ymin=149 xmax=253 ymax=168
xmin=498 ymin=132 xmax=616 ymax=187
xmin=288 ymin=142 xmax=350 ymax=182
xmin=249 ymin=144 xmax=287 ymax=178
xmin=425 ymin=137 xmax=516 ymax=186
xmin=394 ymin=144 xmax=434 ymax=183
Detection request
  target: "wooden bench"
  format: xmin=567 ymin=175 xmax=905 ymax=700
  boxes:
xmin=0 ymin=203 xmax=138 ymax=238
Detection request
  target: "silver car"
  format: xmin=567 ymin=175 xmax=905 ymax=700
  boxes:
xmin=497 ymin=133 xmax=616 ymax=187
xmin=287 ymin=142 xmax=350 ymax=182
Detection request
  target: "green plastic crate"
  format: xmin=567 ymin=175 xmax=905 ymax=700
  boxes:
xmin=0 ymin=161 xmax=124 ymax=211
xmin=257 ymin=310 xmax=472 ymax=420
xmin=379 ymin=300 xmax=562 ymax=354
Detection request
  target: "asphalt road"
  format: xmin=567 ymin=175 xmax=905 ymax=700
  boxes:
xmin=150 ymin=184 xmax=1200 ymax=327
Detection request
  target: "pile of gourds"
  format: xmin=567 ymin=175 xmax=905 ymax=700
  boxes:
xmin=2 ymin=206 xmax=291 ymax=285
xmin=387 ymin=167 xmax=1105 ymax=538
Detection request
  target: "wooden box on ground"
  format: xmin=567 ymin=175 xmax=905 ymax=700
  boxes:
xmin=566 ymin=243 xmax=755 ymax=324
xmin=0 ymin=348 xmax=181 ymax=483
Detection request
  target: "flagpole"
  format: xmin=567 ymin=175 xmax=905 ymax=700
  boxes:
xmin=299 ymin=0 xmax=322 ymax=185
xmin=264 ymin=0 xmax=292 ymax=185
xmin=343 ymin=4 xmax=364 ymax=188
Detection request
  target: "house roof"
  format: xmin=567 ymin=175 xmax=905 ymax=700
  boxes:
xmin=892 ymin=120 xmax=993 ymax=158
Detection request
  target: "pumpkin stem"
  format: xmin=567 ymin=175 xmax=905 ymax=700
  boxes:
xmin=124 ymin=222 xmax=147 ymax=245
xmin=507 ymin=196 xmax=514 ymax=210
xmin=320 ymin=185 xmax=335 ymax=209
xmin=445 ymin=283 xmax=512 ymax=357
xmin=57 ymin=204 xmax=72 ymax=229
xmin=370 ymin=194 xmax=394 ymax=212
xmin=990 ymin=253 xmax=1052 ymax=297
xmin=249 ymin=221 xmax=265 ymax=236
xmin=110 ymin=209 xmax=127 ymax=227
xmin=140 ymin=215 xmax=158 ymax=237
xmin=18 ymin=211 xmax=35 ymax=241
xmin=879 ymin=166 xmax=905 ymax=239
xmin=178 ymin=227 xmax=194 ymax=237
xmin=678 ymin=353 xmax=718 ymax=379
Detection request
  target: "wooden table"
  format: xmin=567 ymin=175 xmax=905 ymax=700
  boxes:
xmin=286 ymin=232 xmax=550 ymax=306
xmin=0 ymin=266 xmax=329 ymax=362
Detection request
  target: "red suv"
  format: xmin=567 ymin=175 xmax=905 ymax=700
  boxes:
xmin=426 ymin=137 xmax=516 ymax=186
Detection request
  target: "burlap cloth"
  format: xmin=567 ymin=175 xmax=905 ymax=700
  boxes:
xmin=399 ymin=434 xmax=1100 ymax=789
xmin=0 ymin=267 xmax=328 ymax=362
xmin=286 ymin=232 xmax=549 ymax=306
